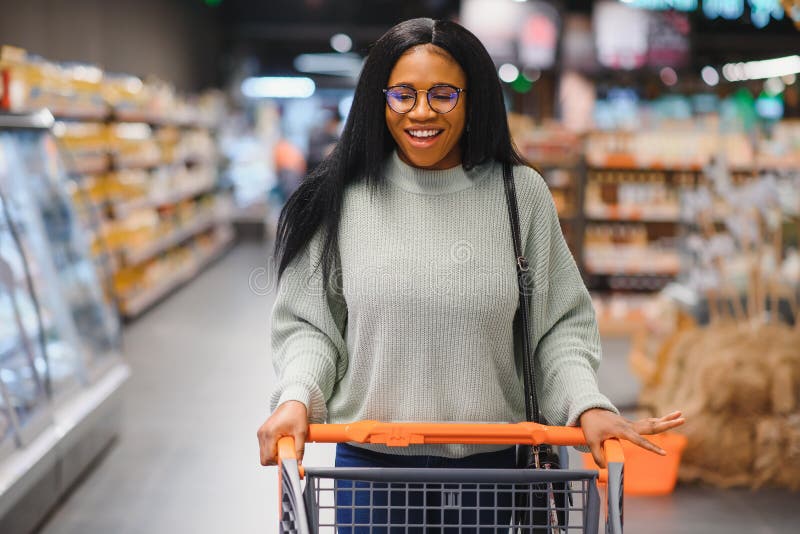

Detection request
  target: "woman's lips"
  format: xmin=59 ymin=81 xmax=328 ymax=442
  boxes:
xmin=404 ymin=128 xmax=443 ymax=148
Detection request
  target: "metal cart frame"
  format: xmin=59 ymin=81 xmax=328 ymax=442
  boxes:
xmin=277 ymin=421 xmax=624 ymax=533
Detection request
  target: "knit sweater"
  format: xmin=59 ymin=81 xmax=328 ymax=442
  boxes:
xmin=269 ymin=151 xmax=618 ymax=458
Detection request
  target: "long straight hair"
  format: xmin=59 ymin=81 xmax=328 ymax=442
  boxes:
xmin=274 ymin=18 xmax=526 ymax=281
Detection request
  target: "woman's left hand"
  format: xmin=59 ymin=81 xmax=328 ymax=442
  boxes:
xmin=579 ymin=409 xmax=685 ymax=468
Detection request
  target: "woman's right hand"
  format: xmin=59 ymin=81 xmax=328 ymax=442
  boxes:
xmin=257 ymin=400 xmax=309 ymax=466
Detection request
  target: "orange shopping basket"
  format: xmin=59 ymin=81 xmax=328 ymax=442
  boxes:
xmin=277 ymin=421 xmax=624 ymax=533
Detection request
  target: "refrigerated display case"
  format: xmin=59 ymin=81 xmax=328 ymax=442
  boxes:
xmin=4 ymin=127 xmax=122 ymax=382
xmin=0 ymin=134 xmax=56 ymax=459
xmin=0 ymin=111 xmax=129 ymax=534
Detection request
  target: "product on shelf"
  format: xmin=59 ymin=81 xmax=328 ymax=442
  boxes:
xmin=113 ymin=223 xmax=233 ymax=317
xmin=52 ymin=122 xmax=111 ymax=175
xmin=0 ymin=46 xmax=109 ymax=119
xmin=585 ymin=128 xmax=755 ymax=170
xmin=108 ymin=123 xmax=162 ymax=169
xmin=584 ymin=170 xmax=686 ymax=222
xmin=2 ymin=45 xmax=226 ymax=129
xmin=509 ymin=115 xmax=583 ymax=166
xmin=103 ymin=73 xmax=226 ymax=128
xmin=584 ymin=223 xmax=680 ymax=276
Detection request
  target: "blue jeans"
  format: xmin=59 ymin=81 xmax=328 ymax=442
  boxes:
xmin=334 ymin=443 xmax=516 ymax=533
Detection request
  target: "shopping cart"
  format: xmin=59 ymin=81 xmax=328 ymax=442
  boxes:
xmin=277 ymin=420 xmax=624 ymax=533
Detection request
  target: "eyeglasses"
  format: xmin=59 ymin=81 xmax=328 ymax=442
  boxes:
xmin=383 ymin=84 xmax=465 ymax=114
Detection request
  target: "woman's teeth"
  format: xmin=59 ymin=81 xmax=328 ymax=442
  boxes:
xmin=408 ymin=130 xmax=442 ymax=138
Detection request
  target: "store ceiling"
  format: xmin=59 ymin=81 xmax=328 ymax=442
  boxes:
xmin=217 ymin=0 xmax=459 ymax=79
xmin=215 ymin=0 xmax=799 ymax=79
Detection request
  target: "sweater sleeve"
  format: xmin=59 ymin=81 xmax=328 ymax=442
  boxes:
xmin=269 ymin=235 xmax=348 ymax=424
xmin=521 ymin=170 xmax=619 ymax=428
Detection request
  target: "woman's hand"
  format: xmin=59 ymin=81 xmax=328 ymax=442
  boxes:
xmin=579 ymin=409 xmax=685 ymax=468
xmin=257 ymin=400 xmax=309 ymax=466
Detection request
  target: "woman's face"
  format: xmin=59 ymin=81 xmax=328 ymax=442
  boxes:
xmin=384 ymin=44 xmax=467 ymax=170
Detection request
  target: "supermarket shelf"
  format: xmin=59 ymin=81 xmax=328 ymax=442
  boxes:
xmin=65 ymin=153 xmax=111 ymax=175
xmin=585 ymin=265 xmax=680 ymax=276
xmin=0 ymin=110 xmax=55 ymax=130
xmin=120 ymin=230 xmax=234 ymax=318
xmin=52 ymin=108 xmax=110 ymax=122
xmin=111 ymin=181 xmax=217 ymax=217
xmin=587 ymin=273 xmax=675 ymax=292
xmin=120 ymin=214 xmax=217 ymax=266
xmin=585 ymin=204 xmax=681 ymax=223
xmin=110 ymin=156 xmax=216 ymax=172
xmin=112 ymin=110 xmax=217 ymax=129
xmin=587 ymin=155 xmax=704 ymax=171
xmin=531 ymin=156 xmax=582 ymax=169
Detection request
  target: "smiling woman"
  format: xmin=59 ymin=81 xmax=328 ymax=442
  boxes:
xmin=383 ymin=45 xmax=467 ymax=169
xmin=259 ymin=16 xmax=684 ymax=532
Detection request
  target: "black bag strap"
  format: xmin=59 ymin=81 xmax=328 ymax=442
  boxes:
xmin=502 ymin=161 xmax=542 ymax=425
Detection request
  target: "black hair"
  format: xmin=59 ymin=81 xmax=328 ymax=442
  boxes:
xmin=274 ymin=17 xmax=526 ymax=281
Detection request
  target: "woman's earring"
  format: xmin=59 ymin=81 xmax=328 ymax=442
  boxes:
xmin=466 ymin=122 xmax=471 ymax=133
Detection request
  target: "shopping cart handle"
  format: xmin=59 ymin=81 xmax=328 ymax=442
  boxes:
xmin=277 ymin=436 xmax=305 ymax=477
xmin=597 ymin=439 xmax=624 ymax=483
xmin=307 ymin=420 xmax=588 ymax=447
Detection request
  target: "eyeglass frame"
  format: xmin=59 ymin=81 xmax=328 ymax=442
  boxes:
xmin=382 ymin=84 xmax=466 ymax=114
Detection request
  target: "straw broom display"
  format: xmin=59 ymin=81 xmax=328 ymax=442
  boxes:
xmin=635 ymin=161 xmax=800 ymax=490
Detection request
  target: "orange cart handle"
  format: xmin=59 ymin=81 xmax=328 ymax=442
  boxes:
xmin=306 ymin=420 xmax=587 ymax=447
xmin=278 ymin=422 xmax=624 ymax=483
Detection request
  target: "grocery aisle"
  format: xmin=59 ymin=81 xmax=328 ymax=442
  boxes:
xmin=36 ymin=243 xmax=335 ymax=534
xmin=34 ymin=243 xmax=798 ymax=534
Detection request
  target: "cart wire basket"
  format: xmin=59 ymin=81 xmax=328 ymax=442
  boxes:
xmin=277 ymin=421 xmax=624 ymax=533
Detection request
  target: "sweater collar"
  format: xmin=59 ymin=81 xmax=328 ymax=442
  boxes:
xmin=385 ymin=150 xmax=478 ymax=195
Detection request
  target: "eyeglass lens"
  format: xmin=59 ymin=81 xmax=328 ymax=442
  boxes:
xmin=385 ymin=86 xmax=460 ymax=114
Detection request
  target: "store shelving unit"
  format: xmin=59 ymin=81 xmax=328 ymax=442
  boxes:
xmin=0 ymin=112 xmax=129 ymax=534
xmin=0 ymin=46 xmax=235 ymax=319
xmin=119 ymin=225 xmax=233 ymax=318
xmin=514 ymin=122 xmax=587 ymax=261
xmin=58 ymin=114 xmax=235 ymax=320
xmin=0 ymin=47 xmax=233 ymax=318
xmin=581 ymin=159 xmax=699 ymax=336
xmin=582 ymin=163 xmax=697 ymax=291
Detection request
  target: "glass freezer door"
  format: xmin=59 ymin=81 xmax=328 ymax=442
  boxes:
xmin=1 ymin=130 xmax=122 ymax=391
xmin=0 ymin=192 xmax=52 ymax=452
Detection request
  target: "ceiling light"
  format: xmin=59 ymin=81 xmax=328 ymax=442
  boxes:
xmin=241 ymin=77 xmax=316 ymax=99
xmin=701 ymin=66 xmax=719 ymax=86
xmin=330 ymin=33 xmax=353 ymax=54
xmin=498 ymin=63 xmax=519 ymax=83
xmin=722 ymin=63 xmax=735 ymax=82
xmin=294 ymin=53 xmax=363 ymax=77
xmin=722 ymin=55 xmax=800 ymax=82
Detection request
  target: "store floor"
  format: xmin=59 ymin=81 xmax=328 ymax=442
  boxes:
xmin=36 ymin=243 xmax=798 ymax=534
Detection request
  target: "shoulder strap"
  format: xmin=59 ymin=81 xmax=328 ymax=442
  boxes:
xmin=502 ymin=162 xmax=542 ymax=425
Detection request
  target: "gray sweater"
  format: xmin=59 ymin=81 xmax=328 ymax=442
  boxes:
xmin=269 ymin=151 xmax=617 ymax=457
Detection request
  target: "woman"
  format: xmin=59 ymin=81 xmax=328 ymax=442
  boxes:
xmin=258 ymin=17 xmax=683 ymax=529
